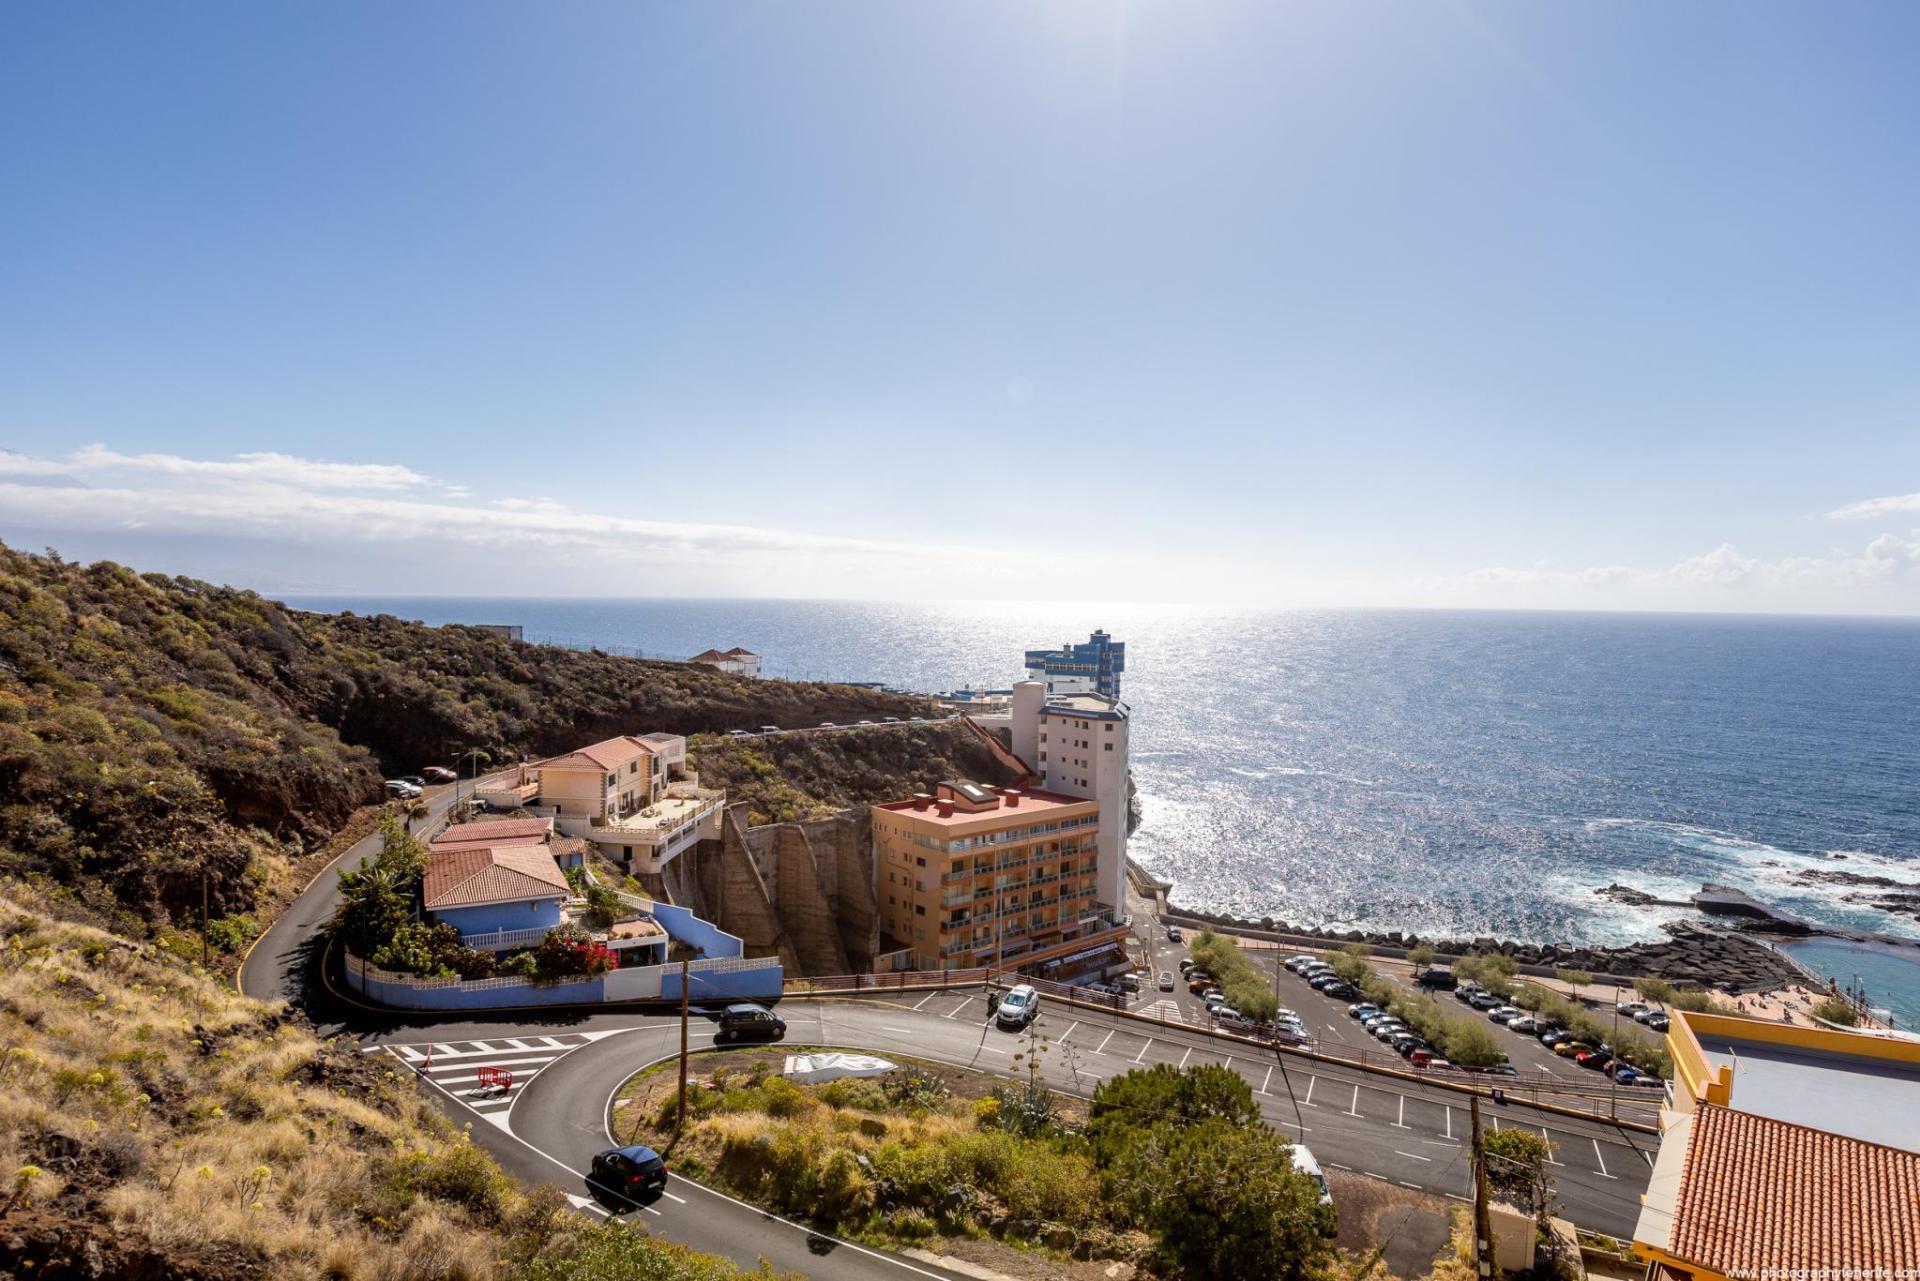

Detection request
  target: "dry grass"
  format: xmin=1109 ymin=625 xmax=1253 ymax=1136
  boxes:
xmin=0 ymin=886 xmax=519 ymax=1279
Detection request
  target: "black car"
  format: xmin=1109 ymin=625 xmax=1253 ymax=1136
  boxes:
xmin=1167 ymin=925 xmax=1184 ymax=943
xmin=1414 ymin=967 xmax=1458 ymax=990
xmin=1321 ymin=981 xmax=1358 ymax=999
xmin=591 ymin=1144 xmax=667 ymax=1197
xmin=716 ymin=1003 xmax=786 ymax=1042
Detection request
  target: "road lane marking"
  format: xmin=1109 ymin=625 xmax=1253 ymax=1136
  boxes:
xmin=879 ymin=1027 xmax=913 ymax=1035
xmin=1260 ymin=1066 xmax=1273 ymax=1096
xmin=1133 ymin=1038 xmax=1154 ymax=1064
xmin=1394 ymin=1151 xmax=1433 ymax=1163
xmin=1399 ymin=1182 xmax=1423 ymax=1190
xmin=1592 ymin=1140 xmax=1616 ymax=1179
xmin=1444 ymin=1106 xmax=1453 ymax=1140
xmin=1058 ymin=1022 xmax=1079 ymax=1043
xmin=1302 ymin=1077 xmax=1319 ymax=1107
xmin=1363 ymin=1171 xmax=1388 ymax=1181
xmin=501 ymin=1038 xmax=531 ymax=1051
xmin=1347 ymin=1085 xmax=1361 ymax=1117
xmin=912 ymin=992 xmax=938 ymax=1011
xmin=1540 ymin=1129 xmax=1563 ymax=1165
xmin=942 ymin=996 xmax=972 ymax=1020
xmin=469 ymin=1041 xmax=497 ymax=1053
xmin=1640 ymin=1147 xmax=1655 ymax=1168
xmin=1179 ymin=1047 xmax=1193 ymax=1069
xmin=1094 ymin=1030 xmax=1116 ymax=1056
xmin=1275 ymin=1118 xmax=1311 ymax=1132
xmin=1327 ymin=1162 xmax=1353 ymax=1171
xmin=1393 ymin=1096 xmax=1409 ymax=1129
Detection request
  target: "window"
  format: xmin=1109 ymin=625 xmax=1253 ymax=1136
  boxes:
xmin=1105 ymin=742 xmax=1113 ymax=751
xmin=915 ymin=905 xmax=926 ymax=916
xmin=915 ymin=856 xmax=926 ymax=867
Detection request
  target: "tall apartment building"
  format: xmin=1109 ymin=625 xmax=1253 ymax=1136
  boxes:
xmin=1023 ymin=629 xmax=1125 ymax=700
xmin=1011 ymin=682 xmax=1129 ymax=914
xmin=872 ymin=781 xmax=1128 ymax=973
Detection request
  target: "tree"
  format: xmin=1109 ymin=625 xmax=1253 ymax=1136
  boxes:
xmin=1407 ymin=943 xmax=1435 ymax=967
xmin=1439 ymin=1017 xmax=1505 ymax=1067
xmin=1634 ymin=977 xmax=1675 ymax=1006
xmin=1089 ymin=1064 xmax=1261 ymax=1160
xmin=1454 ymin=951 xmax=1517 ymax=996
xmin=1117 ymin=1119 xmax=1334 ymax=1281
xmin=1556 ymin=969 xmax=1593 ymax=1004
xmin=330 ymin=819 xmax=427 ymax=956
xmin=1483 ymin=1128 xmax=1557 ymax=1230
xmin=1330 ymin=944 xmax=1372 ymax=984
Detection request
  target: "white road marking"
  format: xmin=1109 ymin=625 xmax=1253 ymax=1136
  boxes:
xmin=1393 ymin=1096 xmax=1409 ymax=1129
xmin=912 ymin=991 xmax=938 ymax=1011
xmin=663 ymin=1191 xmax=687 ymax=1204
xmin=1444 ymin=1106 xmax=1453 ymax=1140
xmin=1541 ymin=1129 xmax=1563 ymax=1165
xmin=1133 ymin=1038 xmax=1153 ymax=1064
xmin=1179 ymin=1047 xmax=1193 ymax=1069
xmin=1592 ymin=1140 xmax=1616 ymax=1179
xmin=1260 ymin=1066 xmax=1273 ymax=1096
xmin=1302 ymin=1077 xmax=1319 ymax=1107
xmin=1275 ymin=1118 xmax=1311 ymax=1132
xmin=1399 ymin=1182 xmax=1423 ymax=1190
xmin=1094 ymin=1030 xmax=1116 ymax=1055
xmin=1058 ymin=1022 xmax=1080 ymax=1043
xmin=1347 ymin=1085 xmax=1362 ymax=1117
xmin=502 ymin=1038 xmax=531 ymax=1051
xmin=1640 ymin=1147 xmax=1655 ymax=1168
xmin=1327 ymin=1162 xmax=1354 ymax=1171
xmin=1362 ymin=1171 xmax=1388 ymax=1181
xmin=942 ymin=997 xmax=972 ymax=1020
xmin=878 ymin=1027 xmax=914 ymax=1035
xmin=469 ymin=1041 xmax=497 ymax=1053
xmin=1394 ymin=1150 xmax=1434 ymax=1163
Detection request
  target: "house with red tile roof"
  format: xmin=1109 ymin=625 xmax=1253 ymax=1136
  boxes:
xmin=526 ymin=732 xmax=724 ymax=876
xmin=423 ymin=844 xmax=571 ymax=941
xmin=1634 ymin=1009 xmax=1920 ymax=1280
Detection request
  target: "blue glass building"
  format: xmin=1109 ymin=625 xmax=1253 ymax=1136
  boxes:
xmin=1023 ymin=630 xmax=1125 ymax=701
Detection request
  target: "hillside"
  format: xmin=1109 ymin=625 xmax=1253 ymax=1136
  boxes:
xmin=689 ymin=722 xmax=1022 ymax=826
xmin=0 ymin=888 xmax=775 ymax=1281
xmin=0 ymin=541 xmax=922 ymax=935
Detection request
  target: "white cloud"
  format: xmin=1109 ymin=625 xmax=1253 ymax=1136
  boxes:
xmin=1 ymin=444 xmax=446 ymax=492
xmin=1436 ymin=534 xmax=1920 ymax=601
xmin=1830 ymin=491 xmax=1920 ymax=521
xmin=0 ymin=445 xmax=1039 ymax=593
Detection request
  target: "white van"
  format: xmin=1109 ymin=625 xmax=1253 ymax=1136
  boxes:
xmin=1290 ymin=1145 xmax=1334 ymax=1208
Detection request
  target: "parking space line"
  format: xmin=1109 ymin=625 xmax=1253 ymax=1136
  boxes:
xmin=942 ymin=996 xmax=972 ymax=1020
xmin=1133 ymin=1038 xmax=1154 ymax=1064
xmin=1094 ymin=1030 xmax=1116 ymax=1056
xmin=1540 ymin=1129 xmax=1563 ymax=1165
xmin=1393 ymin=1096 xmax=1409 ymax=1129
xmin=1260 ymin=1066 xmax=1273 ymax=1096
xmin=1058 ymin=1022 xmax=1080 ymax=1044
xmin=1179 ymin=1047 xmax=1193 ymax=1069
xmin=1346 ymin=1085 xmax=1361 ymax=1117
xmin=912 ymin=992 xmax=938 ymax=1011
xmin=1444 ymin=1106 xmax=1453 ymax=1140
xmin=1592 ymin=1140 xmax=1616 ymax=1180
xmin=1302 ymin=1077 xmax=1319 ymax=1107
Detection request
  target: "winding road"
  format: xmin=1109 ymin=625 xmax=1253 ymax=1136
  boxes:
xmin=241 ymin=790 xmax=1657 ymax=1280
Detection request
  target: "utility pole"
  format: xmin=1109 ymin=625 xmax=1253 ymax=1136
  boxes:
xmin=1610 ymin=1001 xmax=1621 ymax=1121
xmin=676 ymin=958 xmax=690 ymax=1136
xmin=1470 ymin=1095 xmax=1495 ymax=1280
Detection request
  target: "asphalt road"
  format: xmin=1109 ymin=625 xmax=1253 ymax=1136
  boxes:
xmin=245 ymin=793 xmax=1657 ymax=1278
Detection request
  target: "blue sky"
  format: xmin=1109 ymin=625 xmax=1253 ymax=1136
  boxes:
xmin=3 ymin=2 xmax=1918 ymax=610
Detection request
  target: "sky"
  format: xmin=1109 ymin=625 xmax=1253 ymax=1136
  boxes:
xmin=3 ymin=2 xmax=1919 ymax=613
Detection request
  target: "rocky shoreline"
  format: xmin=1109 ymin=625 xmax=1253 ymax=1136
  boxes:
xmin=1139 ymin=868 xmax=1813 ymax=994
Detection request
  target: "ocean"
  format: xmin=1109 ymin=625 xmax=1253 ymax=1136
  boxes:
xmin=290 ymin=597 xmax=1920 ymax=1008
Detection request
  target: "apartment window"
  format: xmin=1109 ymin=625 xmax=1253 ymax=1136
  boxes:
xmin=915 ymin=856 xmax=926 ymax=868
xmin=915 ymin=905 xmax=926 ymax=916
xmin=1106 ymin=724 xmax=1113 ymax=732
xmin=889 ymin=895 xmax=896 ymax=905
xmin=606 ymin=773 xmax=616 ymax=786
xmin=1105 ymin=742 xmax=1113 ymax=751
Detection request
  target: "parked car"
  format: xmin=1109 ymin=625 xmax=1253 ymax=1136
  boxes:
xmin=1410 ymin=1049 xmax=1451 ymax=1070
xmin=1617 ymin=1001 xmax=1649 ymax=1018
xmin=1187 ymin=972 xmax=1215 ymax=994
xmin=1612 ymin=1066 xmax=1642 ymax=1085
xmin=1309 ymin=972 xmax=1345 ymax=991
xmin=818 ymin=721 xmax=837 ymax=729
xmin=1467 ymin=991 xmax=1503 ymax=1011
xmin=995 ymin=984 xmax=1040 ymax=1028
xmin=1632 ymin=1007 xmax=1657 ymax=1024
xmin=1178 ymin=957 xmax=1196 ymax=974
xmin=384 ymin=780 xmax=421 ymax=799
xmin=856 ymin=720 xmax=875 ymax=726
xmin=1645 ymin=1013 xmax=1671 ymax=1032
xmin=1290 ymin=1145 xmax=1334 ymax=1210
xmin=1415 ymin=967 xmax=1458 ymax=990
xmin=1487 ymin=1006 xmax=1525 ymax=1024
xmin=1539 ymin=1028 xmax=1573 ymax=1047
xmin=1118 ymin=973 xmax=1140 ymax=992
xmin=395 ymin=774 xmax=426 ymax=787
xmin=1454 ymin=984 xmax=1484 ymax=1004
xmin=728 ymin=729 xmax=752 ymax=739
xmin=1392 ymin=1034 xmax=1429 ymax=1056
xmin=590 ymin=1145 xmax=668 ymax=1198
xmin=1286 ymin=955 xmax=1319 ymax=973
xmin=715 ymin=1003 xmax=786 ymax=1043
xmin=1633 ymin=1072 xmax=1667 ymax=1088
xmin=1321 ymin=981 xmax=1358 ymax=999
xmin=759 ymin=725 xmax=780 ymax=735
xmin=1553 ymin=1041 xmax=1592 ymax=1058
xmin=1507 ymin=1017 xmax=1544 ymax=1035
xmin=1574 ymin=1049 xmax=1612 ymax=1070
xmin=1158 ymin=970 xmax=1176 ymax=991
xmin=1166 ymin=925 xmax=1184 ymax=943
xmin=1371 ymin=1022 xmax=1408 ymax=1042
xmin=1348 ymin=1002 xmax=1381 ymax=1019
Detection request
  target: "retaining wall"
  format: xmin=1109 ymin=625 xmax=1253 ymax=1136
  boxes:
xmin=343 ymin=952 xmax=782 ymax=1010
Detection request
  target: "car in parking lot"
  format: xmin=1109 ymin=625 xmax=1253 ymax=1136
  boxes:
xmin=1203 ymin=990 xmax=1227 ymax=1009
xmin=1504 ymin=1016 xmax=1541 ymax=1034
xmin=1178 ymin=958 xmax=1196 ymax=974
xmin=1574 ymin=1049 xmax=1615 ymax=1071
xmin=1617 ymin=1001 xmax=1649 ymax=1018
xmin=1187 ymin=972 xmax=1216 ymax=994
xmin=995 ymin=984 xmax=1040 ymax=1028
xmin=591 ymin=1144 xmax=668 ymax=1198
xmin=1487 ymin=1005 xmax=1525 ymax=1024
xmin=1553 ymin=1040 xmax=1592 ymax=1058
xmin=1391 ymin=1033 xmax=1429 ymax=1056
xmin=1414 ymin=966 xmax=1458 ymax=989
xmin=1348 ymin=1002 xmax=1381 ymax=1019
xmin=1370 ymin=1021 xmax=1408 ymax=1042
xmin=1538 ymin=1028 xmax=1573 ymax=1048
xmin=1612 ymin=1065 xmax=1643 ymax=1085
xmin=1645 ymin=1013 xmax=1670 ymax=1032
xmin=1285 ymin=955 xmax=1320 ymax=973
xmin=1320 ymin=981 xmax=1358 ymax=999
xmin=1466 ymin=991 xmax=1503 ymax=1011
xmin=1308 ymin=972 xmax=1346 ymax=990
xmin=1118 ymin=973 xmax=1140 ymax=993
xmin=1166 ymin=925 xmax=1184 ymax=943
xmin=1158 ymin=970 xmax=1176 ymax=991
xmin=1410 ymin=1048 xmax=1450 ymax=1069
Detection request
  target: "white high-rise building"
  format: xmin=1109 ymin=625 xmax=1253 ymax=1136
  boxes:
xmin=1011 ymin=679 xmax=1129 ymax=915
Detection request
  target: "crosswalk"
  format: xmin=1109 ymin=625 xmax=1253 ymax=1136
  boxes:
xmin=376 ymin=1032 xmax=620 ymax=1127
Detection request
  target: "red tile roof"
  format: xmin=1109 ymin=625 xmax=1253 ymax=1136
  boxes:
xmin=423 ymin=845 xmax=570 ymax=910
xmin=532 ymin=735 xmax=654 ymax=772
xmin=1671 ymin=1103 xmax=1920 ymax=1274
xmin=430 ymin=817 xmax=553 ymax=851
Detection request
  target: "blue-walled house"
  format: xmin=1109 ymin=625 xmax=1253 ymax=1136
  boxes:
xmin=424 ymin=844 xmax=571 ymax=946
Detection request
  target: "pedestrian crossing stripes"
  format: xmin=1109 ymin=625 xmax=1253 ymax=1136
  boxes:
xmin=376 ymin=1031 xmax=622 ymax=1125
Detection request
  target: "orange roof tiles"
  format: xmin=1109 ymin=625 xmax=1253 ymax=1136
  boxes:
xmin=423 ymin=844 xmax=570 ymax=910
xmin=533 ymin=735 xmax=653 ymax=772
xmin=430 ymin=817 xmax=553 ymax=851
xmin=1671 ymin=1103 xmax=1920 ymax=1274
